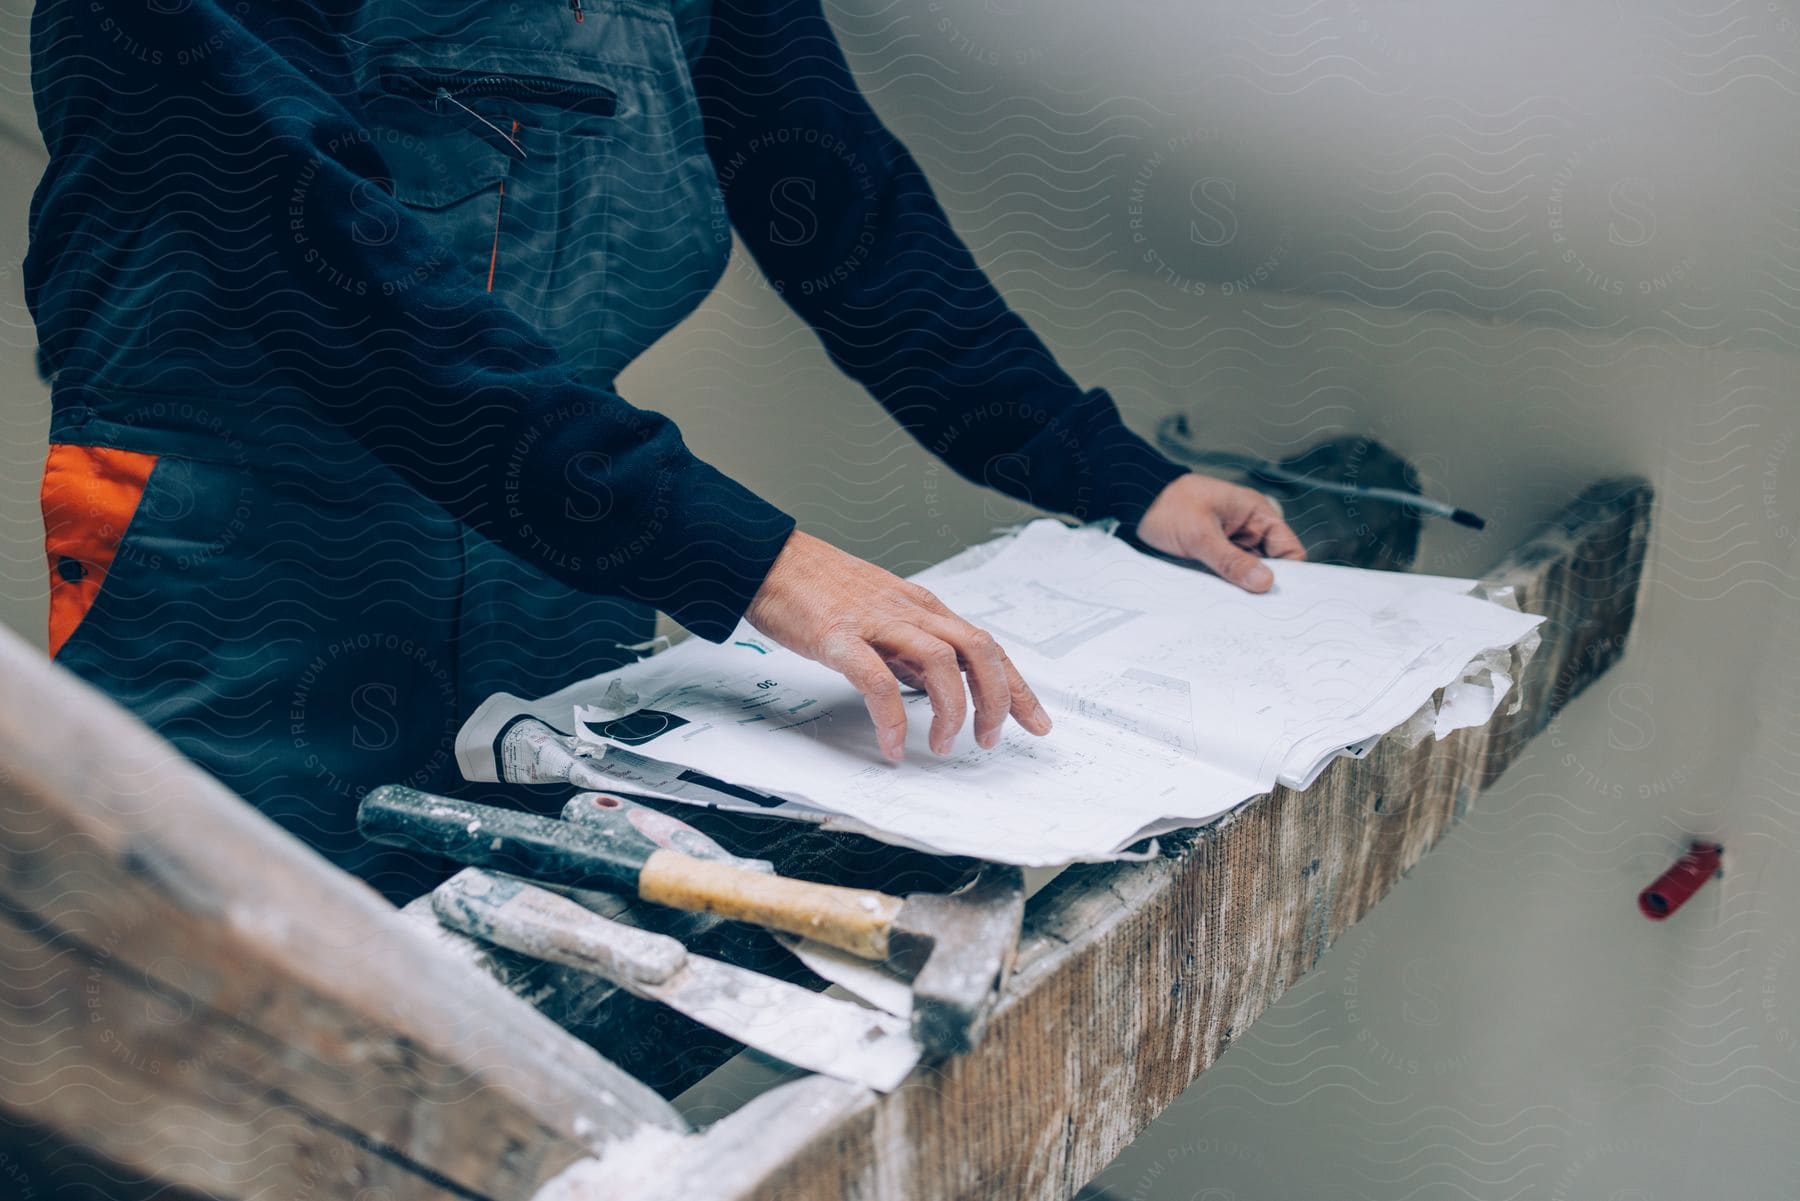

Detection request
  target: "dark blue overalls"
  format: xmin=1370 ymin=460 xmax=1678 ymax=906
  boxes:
xmin=44 ymin=1 xmax=728 ymax=899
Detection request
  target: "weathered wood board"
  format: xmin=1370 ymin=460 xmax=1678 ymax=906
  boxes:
xmin=0 ymin=627 xmax=689 ymax=1199
xmin=0 ymin=475 xmax=1651 ymax=1201
xmin=534 ymin=476 xmax=1654 ymax=1201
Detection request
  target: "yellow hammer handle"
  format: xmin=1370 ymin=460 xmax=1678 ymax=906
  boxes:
xmin=637 ymin=849 xmax=903 ymax=960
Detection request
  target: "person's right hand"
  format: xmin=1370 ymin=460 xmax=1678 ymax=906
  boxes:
xmin=744 ymin=530 xmax=1053 ymax=762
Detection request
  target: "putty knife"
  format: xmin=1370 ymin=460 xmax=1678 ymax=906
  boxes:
xmin=431 ymin=868 xmax=919 ymax=1092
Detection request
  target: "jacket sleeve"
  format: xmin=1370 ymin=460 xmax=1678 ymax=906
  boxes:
xmin=26 ymin=0 xmax=793 ymax=641
xmin=692 ymin=0 xmax=1188 ymax=530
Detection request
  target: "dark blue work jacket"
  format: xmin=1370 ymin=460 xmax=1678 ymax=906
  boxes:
xmin=25 ymin=0 xmax=1185 ymax=895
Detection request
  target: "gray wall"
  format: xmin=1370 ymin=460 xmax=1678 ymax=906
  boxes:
xmin=1 ymin=0 xmax=46 ymax=643
xmin=3 ymin=1 xmax=1798 ymax=1196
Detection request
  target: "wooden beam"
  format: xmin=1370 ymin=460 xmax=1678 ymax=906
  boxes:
xmin=0 ymin=625 xmax=687 ymax=1201
xmin=0 ymin=905 xmax=470 ymax=1200
xmin=546 ymin=476 xmax=1653 ymax=1201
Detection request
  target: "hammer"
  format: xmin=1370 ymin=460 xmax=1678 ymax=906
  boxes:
xmin=357 ymin=785 xmax=1024 ymax=1054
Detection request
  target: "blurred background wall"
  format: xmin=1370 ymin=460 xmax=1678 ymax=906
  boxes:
xmin=3 ymin=0 xmax=1797 ymax=1195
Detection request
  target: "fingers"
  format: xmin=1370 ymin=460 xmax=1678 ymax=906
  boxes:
xmin=1261 ymin=514 xmax=1306 ymax=560
xmin=999 ymin=649 xmax=1054 ymax=736
xmin=823 ymin=634 xmax=911 ymax=762
xmin=898 ymin=585 xmax=1053 ymax=746
xmin=863 ymin=609 xmax=1054 ymax=757
xmin=1189 ymin=523 xmax=1275 ymax=592
xmin=888 ymin=661 xmax=928 ymax=691
xmin=1238 ymin=502 xmax=1306 ymax=562
xmin=878 ymin=625 xmax=969 ymax=755
xmin=1194 ymin=492 xmax=1309 ymax=586
xmin=917 ymin=618 xmax=1006 ymax=748
xmin=789 ymin=553 xmax=1053 ymax=759
xmin=918 ymin=615 xmax=1052 ymax=747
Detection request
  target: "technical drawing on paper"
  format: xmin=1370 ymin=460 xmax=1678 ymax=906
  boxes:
xmin=1070 ymin=668 xmax=1199 ymax=756
xmin=959 ymin=581 xmax=1142 ymax=659
xmin=456 ymin=519 xmax=1545 ymax=866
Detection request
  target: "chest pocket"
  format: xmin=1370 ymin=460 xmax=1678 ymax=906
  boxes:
xmin=365 ymin=68 xmax=619 ymax=361
xmin=357 ymin=7 xmax=732 ymax=386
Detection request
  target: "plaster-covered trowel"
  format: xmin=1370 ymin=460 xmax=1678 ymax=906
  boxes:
xmin=484 ymin=714 xmax=712 ymax=797
xmin=432 ymin=868 xmax=920 ymax=1092
xmin=386 ymin=791 xmax=779 ymax=1039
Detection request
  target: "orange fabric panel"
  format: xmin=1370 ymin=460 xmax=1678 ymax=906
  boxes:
xmin=41 ymin=443 xmax=159 ymax=658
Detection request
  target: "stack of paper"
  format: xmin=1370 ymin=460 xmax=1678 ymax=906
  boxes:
xmin=456 ymin=521 xmax=1543 ymax=867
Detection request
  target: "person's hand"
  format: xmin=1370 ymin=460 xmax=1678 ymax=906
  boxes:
xmin=745 ymin=530 xmax=1053 ymax=761
xmin=1135 ymin=473 xmax=1306 ymax=592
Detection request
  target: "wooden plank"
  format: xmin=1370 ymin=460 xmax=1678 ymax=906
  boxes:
xmin=545 ymin=476 xmax=1653 ymax=1201
xmin=1477 ymin=476 xmax=1654 ymax=779
xmin=0 ymin=906 xmax=465 ymax=1200
xmin=0 ymin=625 xmax=687 ymax=1201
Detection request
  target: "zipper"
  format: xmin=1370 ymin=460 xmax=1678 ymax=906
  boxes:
xmin=379 ymin=69 xmax=617 ymax=118
xmin=570 ymin=0 xmax=584 ymax=22
xmin=486 ymin=120 xmax=518 ymax=293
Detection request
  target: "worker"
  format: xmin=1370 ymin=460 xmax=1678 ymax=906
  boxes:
xmin=27 ymin=0 xmax=1303 ymax=899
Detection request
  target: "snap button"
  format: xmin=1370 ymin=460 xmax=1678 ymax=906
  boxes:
xmin=56 ymin=556 xmax=87 ymax=583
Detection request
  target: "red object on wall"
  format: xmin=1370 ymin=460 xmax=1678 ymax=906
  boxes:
xmin=1638 ymin=842 xmax=1723 ymax=920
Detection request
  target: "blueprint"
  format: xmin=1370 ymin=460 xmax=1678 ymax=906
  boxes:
xmin=457 ymin=521 xmax=1544 ymax=866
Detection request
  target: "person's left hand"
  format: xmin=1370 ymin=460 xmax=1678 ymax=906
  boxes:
xmin=1135 ymin=473 xmax=1306 ymax=593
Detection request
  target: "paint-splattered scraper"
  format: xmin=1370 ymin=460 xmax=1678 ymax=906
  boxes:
xmin=431 ymin=868 xmax=920 ymax=1092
